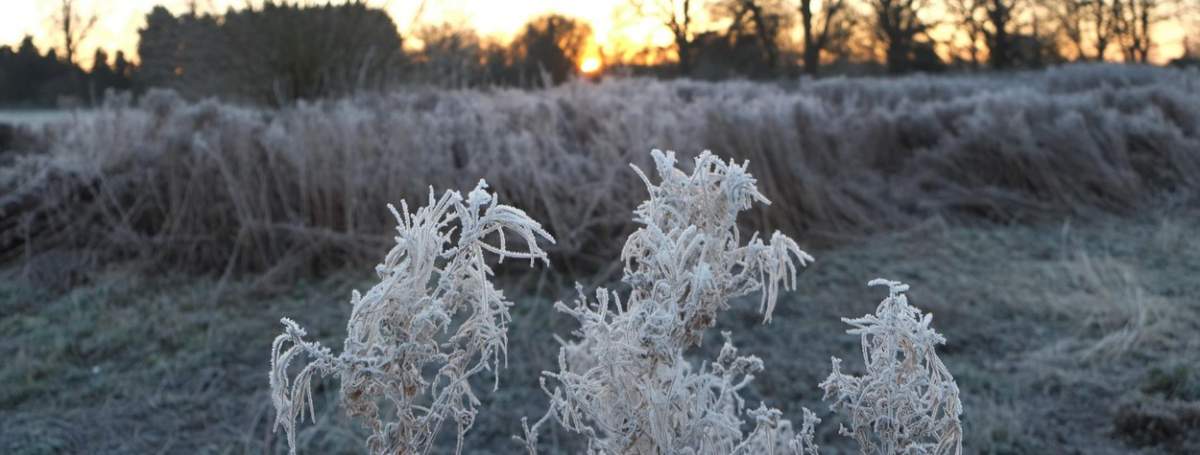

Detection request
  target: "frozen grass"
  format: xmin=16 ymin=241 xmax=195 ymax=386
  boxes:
xmin=3 ymin=64 xmax=1198 ymax=282
xmin=2 ymin=63 xmax=1198 ymax=453
xmin=3 ymin=211 xmax=1198 ymax=453
xmin=520 ymin=151 xmax=818 ymax=454
xmin=270 ymin=180 xmax=554 ymax=454
xmin=262 ymin=151 xmax=961 ymax=454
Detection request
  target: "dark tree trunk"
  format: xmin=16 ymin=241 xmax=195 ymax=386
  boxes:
xmin=801 ymin=0 xmax=819 ymax=75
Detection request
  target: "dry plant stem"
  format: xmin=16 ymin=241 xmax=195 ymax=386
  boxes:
xmin=821 ymin=279 xmax=964 ymax=455
xmin=269 ymin=180 xmax=554 ymax=455
xmin=521 ymin=150 xmax=818 ymax=454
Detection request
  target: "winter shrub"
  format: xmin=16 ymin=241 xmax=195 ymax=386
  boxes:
xmin=268 ymin=151 xmax=963 ymax=454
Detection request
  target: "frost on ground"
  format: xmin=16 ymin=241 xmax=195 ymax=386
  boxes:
xmin=2 ymin=65 xmax=1199 ymax=453
xmin=2 ymin=206 xmax=1197 ymax=453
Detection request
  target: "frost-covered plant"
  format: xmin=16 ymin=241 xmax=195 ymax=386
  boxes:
xmin=266 ymin=151 xmax=966 ymax=455
xmin=268 ymin=180 xmax=554 ymax=454
xmin=820 ymin=279 xmax=963 ymax=455
xmin=520 ymin=150 xmax=816 ymax=454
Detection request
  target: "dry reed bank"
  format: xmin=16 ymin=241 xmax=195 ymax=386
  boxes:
xmin=2 ymin=64 xmax=1198 ymax=283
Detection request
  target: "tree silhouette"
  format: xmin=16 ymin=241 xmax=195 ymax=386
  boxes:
xmin=0 ymin=35 xmax=127 ymax=106
xmin=629 ymin=0 xmax=703 ymax=76
xmin=867 ymin=0 xmax=938 ymax=73
xmin=52 ymin=0 xmax=98 ymax=66
xmin=510 ymin=14 xmax=593 ymax=86
xmin=136 ymin=2 xmax=404 ymax=105
xmin=799 ymin=0 xmax=855 ymax=75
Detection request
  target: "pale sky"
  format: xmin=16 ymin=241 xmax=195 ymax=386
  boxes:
xmin=1 ymin=0 xmax=1192 ymax=68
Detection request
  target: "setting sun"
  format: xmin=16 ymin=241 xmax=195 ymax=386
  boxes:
xmin=580 ymin=56 xmax=602 ymax=74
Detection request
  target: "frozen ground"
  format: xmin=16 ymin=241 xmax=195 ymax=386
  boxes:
xmin=3 ymin=209 xmax=1197 ymax=454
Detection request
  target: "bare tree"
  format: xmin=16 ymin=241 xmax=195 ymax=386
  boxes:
xmin=947 ymin=0 xmax=986 ymax=66
xmin=739 ymin=0 xmax=787 ymax=72
xmin=510 ymin=14 xmax=594 ymax=86
xmin=1053 ymin=0 xmax=1088 ymax=59
xmin=982 ymin=0 xmax=1020 ymax=68
xmin=412 ymin=23 xmax=486 ymax=88
xmin=951 ymin=0 xmax=1022 ymax=68
xmin=708 ymin=0 xmax=792 ymax=73
xmin=630 ymin=0 xmax=704 ymax=75
xmin=1112 ymin=0 xmax=1168 ymax=63
xmin=866 ymin=0 xmax=933 ymax=73
xmin=798 ymin=0 xmax=853 ymax=74
xmin=1089 ymin=0 xmax=1120 ymax=60
xmin=1054 ymin=0 xmax=1120 ymax=60
xmin=50 ymin=0 xmax=98 ymax=65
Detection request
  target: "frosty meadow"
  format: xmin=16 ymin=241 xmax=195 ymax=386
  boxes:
xmin=5 ymin=65 xmax=1198 ymax=280
xmin=270 ymin=150 xmax=963 ymax=454
xmin=3 ymin=65 xmax=1199 ymax=454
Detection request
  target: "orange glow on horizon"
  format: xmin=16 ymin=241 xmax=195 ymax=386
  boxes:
xmin=1 ymin=1 xmax=1194 ymax=69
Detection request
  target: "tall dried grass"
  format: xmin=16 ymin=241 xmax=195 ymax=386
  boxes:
xmin=2 ymin=64 xmax=1197 ymax=280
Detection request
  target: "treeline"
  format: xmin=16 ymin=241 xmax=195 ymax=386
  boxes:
xmin=2 ymin=0 xmax=1198 ymax=107
xmin=0 ymin=37 xmax=132 ymax=107
xmin=131 ymin=0 xmax=1200 ymax=94
xmin=139 ymin=4 xmax=603 ymax=103
xmin=133 ymin=3 xmax=609 ymax=103
xmin=412 ymin=0 xmax=1200 ymax=80
xmin=138 ymin=2 xmax=404 ymax=106
xmin=639 ymin=0 xmax=1200 ymax=76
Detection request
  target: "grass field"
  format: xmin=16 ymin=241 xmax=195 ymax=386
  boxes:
xmin=2 ymin=64 xmax=1199 ymax=454
xmin=3 ymin=211 xmax=1198 ymax=453
xmin=5 ymin=64 xmax=1197 ymax=278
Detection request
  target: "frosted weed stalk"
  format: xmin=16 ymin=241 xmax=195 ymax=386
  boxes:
xmin=821 ymin=280 xmax=963 ymax=455
xmin=519 ymin=150 xmax=818 ymax=453
xmin=520 ymin=152 xmax=962 ymax=454
xmin=269 ymin=180 xmax=554 ymax=454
